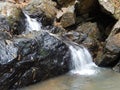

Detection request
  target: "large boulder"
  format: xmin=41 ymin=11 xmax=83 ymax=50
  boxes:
xmin=97 ymin=20 xmax=120 ymax=67
xmin=0 ymin=31 xmax=70 ymax=89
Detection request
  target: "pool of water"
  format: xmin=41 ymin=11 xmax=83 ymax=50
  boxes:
xmin=21 ymin=68 xmax=120 ymax=90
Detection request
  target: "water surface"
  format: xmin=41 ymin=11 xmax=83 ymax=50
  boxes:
xmin=21 ymin=68 xmax=120 ymax=90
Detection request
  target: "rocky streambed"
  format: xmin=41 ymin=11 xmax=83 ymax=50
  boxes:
xmin=0 ymin=0 xmax=120 ymax=89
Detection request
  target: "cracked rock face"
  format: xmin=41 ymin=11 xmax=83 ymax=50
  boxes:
xmin=0 ymin=31 xmax=70 ymax=89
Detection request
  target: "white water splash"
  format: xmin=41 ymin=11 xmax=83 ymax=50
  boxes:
xmin=24 ymin=13 xmax=42 ymax=31
xmin=69 ymin=45 xmax=97 ymax=75
xmin=23 ymin=12 xmax=98 ymax=76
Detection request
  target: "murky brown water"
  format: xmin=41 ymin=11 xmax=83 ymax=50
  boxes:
xmin=21 ymin=68 xmax=120 ymax=90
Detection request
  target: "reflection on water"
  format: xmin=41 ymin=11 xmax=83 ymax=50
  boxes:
xmin=21 ymin=68 xmax=120 ymax=90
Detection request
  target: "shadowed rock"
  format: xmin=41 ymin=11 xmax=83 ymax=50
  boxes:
xmin=98 ymin=20 xmax=120 ymax=67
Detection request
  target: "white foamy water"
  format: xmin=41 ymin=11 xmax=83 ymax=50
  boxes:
xmin=24 ymin=13 xmax=42 ymax=31
xmin=69 ymin=45 xmax=97 ymax=75
xmin=23 ymin=12 xmax=98 ymax=76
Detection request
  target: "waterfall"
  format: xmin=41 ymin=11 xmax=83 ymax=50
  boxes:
xmin=69 ymin=45 xmax=97 ymax=75
xmin=24 ymin=13 xmax=42 ymax=31
xmin=23 ymin=12 xmax=98 ymax=75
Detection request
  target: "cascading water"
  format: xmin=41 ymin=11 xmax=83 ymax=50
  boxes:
xmin=69 ymin=45 xmax=97 ymax=75
xmin=23 ymin=12 xmax=98 ymax=75
xmin=24 ymin=13 xmax=42 ymax=31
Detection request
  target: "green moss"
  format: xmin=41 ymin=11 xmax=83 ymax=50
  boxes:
xmin=39 ymin=49 xmax=49 ymax=57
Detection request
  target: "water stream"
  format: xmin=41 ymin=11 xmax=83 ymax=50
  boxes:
xmin=21 ymin=13 xmax=120 ymax=90
xmin=24 ymin=12 xmax=42 ymax=31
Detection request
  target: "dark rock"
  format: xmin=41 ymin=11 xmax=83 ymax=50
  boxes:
xmin=75 ymin=0 xmax=100 ymax=16
xmin=53 ymin=0 xmax=75 ymax=7
xmin=113 ymin=59 xmax=120 ymax=72
xmin=98 ymin=20 xmax=120 ymax=67
xmin=90 ymin=8 xmax=117 ymax=41
xmin=0 ymin=31 xmax=70 ymax=89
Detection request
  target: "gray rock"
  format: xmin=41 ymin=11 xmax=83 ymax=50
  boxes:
xmin=0 ymin=31 xmax=70 ymax=89
xmin=0 ymin=15 xmax=10 ymax=31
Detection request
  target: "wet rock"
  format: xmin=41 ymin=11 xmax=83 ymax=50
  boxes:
xmin=0 ymin=40 xmax=18 ymax=65
xmin=98 ymin=20 xmax=120 ymax=67
xmin=0 ymin=15 xmax=10 ymax=31
xmin=0 ymin=31 xmax=70 ymax=89
xmin=0 ymin=31 xmax=12 ymax=40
